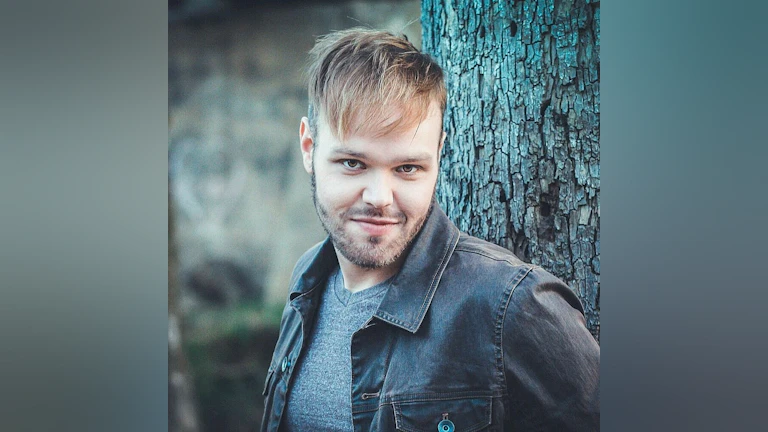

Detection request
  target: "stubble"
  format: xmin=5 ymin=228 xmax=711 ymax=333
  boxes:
xmin=310 ymin=171 xmax=433 ymax=269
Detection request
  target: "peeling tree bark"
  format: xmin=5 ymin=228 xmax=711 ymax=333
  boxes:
xmin=422 ymin=0 xmax=600 ymax=341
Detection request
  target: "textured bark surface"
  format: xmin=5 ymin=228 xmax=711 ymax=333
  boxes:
xmin=422 ymin=0 xmax=600 ymax=340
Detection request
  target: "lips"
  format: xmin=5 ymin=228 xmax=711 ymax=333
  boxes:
xmin=351 ymin=217 xmax=400 ymax=236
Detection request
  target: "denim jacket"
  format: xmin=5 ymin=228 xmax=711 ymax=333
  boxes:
xmin=261 ymin=205 xmax=600 ymax=431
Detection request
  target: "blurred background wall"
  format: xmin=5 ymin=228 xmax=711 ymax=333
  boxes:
xmin=168 ymin=1 xmax=420 ymax=430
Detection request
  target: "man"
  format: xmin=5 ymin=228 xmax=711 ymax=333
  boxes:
xmin=262 ymin=28 xmax=599 ymax=431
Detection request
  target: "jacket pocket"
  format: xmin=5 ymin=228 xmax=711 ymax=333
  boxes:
xmin=393 ymin=396 xmax=492 ymax=432
xmin=261 ymin=368 xmax=275 ymax=397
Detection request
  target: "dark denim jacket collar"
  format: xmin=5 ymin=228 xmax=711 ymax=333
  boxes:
xmin=374 ymin=204 xmax=460 ymax=333
xmin=288 ymin=203 xmax=461 ymax=333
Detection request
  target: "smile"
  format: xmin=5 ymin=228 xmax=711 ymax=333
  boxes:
xmin=351 ymin=217 xmax=400 ymax=236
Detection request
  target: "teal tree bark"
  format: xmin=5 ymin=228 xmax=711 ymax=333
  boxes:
xmin=422 ymin=0 xmax=600 ymax=340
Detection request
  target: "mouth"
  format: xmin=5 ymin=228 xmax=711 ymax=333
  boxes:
xmin=350 ymin=217 xmax=400 ymax=236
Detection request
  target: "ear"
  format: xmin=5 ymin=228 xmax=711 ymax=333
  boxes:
xmin=438 ymin=130 xmax=447 ymax=153
xmin=299 ymin=117 xmax=314 ymax=174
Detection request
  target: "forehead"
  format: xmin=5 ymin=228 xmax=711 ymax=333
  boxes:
xmin=317 ymin=109 xmax=443 ymax=162
xmin=316 ymin=102 xmax=443 ymax=153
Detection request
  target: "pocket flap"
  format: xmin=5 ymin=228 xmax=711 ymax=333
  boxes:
xmin=393 ymin=397 xmax=492 ymax=432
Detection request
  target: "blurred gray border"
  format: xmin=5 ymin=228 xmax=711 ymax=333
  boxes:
xmin=1 ymin=0 xmax=767 ymax=430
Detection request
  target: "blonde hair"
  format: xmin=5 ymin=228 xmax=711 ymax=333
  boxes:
xmin=305 ymin=27 xmax=446 ymax=143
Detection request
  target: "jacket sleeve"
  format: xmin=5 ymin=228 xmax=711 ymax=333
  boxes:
xmin=502 ymin=266 xmax=600 ymax=431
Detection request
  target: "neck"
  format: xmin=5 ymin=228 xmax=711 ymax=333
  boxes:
xmin=334 ymin=251 xmax=404 ymax=293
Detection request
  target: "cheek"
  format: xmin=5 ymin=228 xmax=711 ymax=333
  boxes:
xmin=396 ymin=181 xmax=436 ymax=216
xmin=315 ymin=173 xmax=362 ymax=207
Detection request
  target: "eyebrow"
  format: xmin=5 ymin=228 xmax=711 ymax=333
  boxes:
xmin=329 ymin=149 xmax=434 ymax=164
xmin=329 ymin=149 xmax=367 ymax=159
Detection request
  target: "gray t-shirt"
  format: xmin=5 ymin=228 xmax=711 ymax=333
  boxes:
xmin=282 ymin=266 xmax=390 ymax=431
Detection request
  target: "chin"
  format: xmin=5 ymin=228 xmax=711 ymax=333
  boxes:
xmin=341 ymin=241 xmax=403 ymax=269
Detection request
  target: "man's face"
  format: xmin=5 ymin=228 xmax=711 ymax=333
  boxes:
xmin=300 ymin=103 xmax=445 ymax=270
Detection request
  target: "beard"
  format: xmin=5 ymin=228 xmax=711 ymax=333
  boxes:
xmin=311 ymin=171 xmax=433 ymax=269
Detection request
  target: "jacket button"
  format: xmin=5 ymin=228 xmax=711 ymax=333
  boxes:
xmin=281 ymin=357 xmax=291 ymax=372
xmin=437 ymin=419 xmax=454 ymax=432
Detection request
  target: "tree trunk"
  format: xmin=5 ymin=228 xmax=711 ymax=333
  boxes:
xmin=422 ymin=0 xmax=600 ymax=341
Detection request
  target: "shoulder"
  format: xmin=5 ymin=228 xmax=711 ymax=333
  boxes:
xmin=453 ymin=232 xmax=529 ymax=268
xmin=437 ymin=233 xmax=538 ymax=315
xmin=293 ymin=240 xmax=326 ymax=274
xmin=499 ymin=262 xmax=597 ymax=374
xmin=503 ymin=266 xmax=586 ymax=326
xmin=446 ymin=232 xmax=587 ymax=331
xmin=286 ymin=239 xmax=328 ymax=292
xmin=453 ymin=233 xmax=583 ymax=311
xmin=446 ymin=233 xmax=535 ymax=294
xmin=507 ymin=266 xmax=585 ymax=314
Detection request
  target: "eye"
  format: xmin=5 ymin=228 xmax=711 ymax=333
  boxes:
xmin=397 ymin=164 xmax=420 ymax=174
xmin=341 ymin=159 xmax=364 ymax=170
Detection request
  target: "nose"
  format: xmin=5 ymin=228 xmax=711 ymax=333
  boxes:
xmin=362 ymin=172 xmax=393 ymax=209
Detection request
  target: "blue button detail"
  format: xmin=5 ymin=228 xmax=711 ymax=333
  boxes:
xmin=281 ymin=357 xmax=291 ymax=372
xmin=437 ymin=419 xmax=454 ymax=432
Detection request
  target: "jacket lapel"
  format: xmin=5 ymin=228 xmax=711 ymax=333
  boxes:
xmin=374 ymin=204 xmax=460 ymax=333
